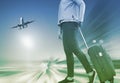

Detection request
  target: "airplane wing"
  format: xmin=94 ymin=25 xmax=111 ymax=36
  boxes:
xmin=11 ymin=24 xmax=21 ymax=28
xmin=11 ymin=25 xmax=19 ymax=28
xmin=24 ymin=20 xmax=34 ymax=25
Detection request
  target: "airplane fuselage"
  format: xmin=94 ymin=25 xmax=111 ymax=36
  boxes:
xmin=19 ymin=17 xmax=27 ymax=28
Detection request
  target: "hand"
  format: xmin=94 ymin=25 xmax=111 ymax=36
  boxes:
xmin=78 ymin=22 xmax=83 ymax=27
xmin=58 ymin=27 xmax=63 ymax=40
xmin=58 ymin=33 xmax=62 ymax=40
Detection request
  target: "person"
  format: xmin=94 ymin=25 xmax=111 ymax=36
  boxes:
xmin=57 ymin=0 xmax=96 ymax=83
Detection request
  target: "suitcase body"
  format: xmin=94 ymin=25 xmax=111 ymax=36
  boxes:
xmin=88 ymin=44 xmax=116 ymax=82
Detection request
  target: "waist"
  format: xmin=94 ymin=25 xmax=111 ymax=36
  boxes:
xmin=58 ymin=19 xmax=80 ymax=26
xmin=60 ymin=22 xmax=79 ymax=31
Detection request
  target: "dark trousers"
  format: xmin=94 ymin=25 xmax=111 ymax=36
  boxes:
xmin=61 ymin=22 xmax=93 ymax=77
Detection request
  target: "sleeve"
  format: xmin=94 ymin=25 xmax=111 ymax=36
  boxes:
xmin=73 ymin=0 xmax=86 ymax=22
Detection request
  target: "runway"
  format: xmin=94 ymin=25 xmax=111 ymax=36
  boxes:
xmin=0 ymin=59 xmax=120 ymax=83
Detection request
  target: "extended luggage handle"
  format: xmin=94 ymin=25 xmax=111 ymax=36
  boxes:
xmin=78 ymin=27 xmax=89 ymax=49
xmin=79 ymin=27 xmax=104 ymax=49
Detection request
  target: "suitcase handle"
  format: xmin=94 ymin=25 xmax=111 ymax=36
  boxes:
xmin=78 ymin=27 xmax=89 ymax=49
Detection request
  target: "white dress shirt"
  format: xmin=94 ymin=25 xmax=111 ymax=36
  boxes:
xmin=58 ymin=0 xmax=86 ymax=25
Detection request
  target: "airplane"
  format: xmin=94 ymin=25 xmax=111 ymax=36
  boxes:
xmin=11 ymin=17 xmax=34 ymax=29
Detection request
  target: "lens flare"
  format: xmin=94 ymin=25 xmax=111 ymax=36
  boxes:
xmin=20 ymin=35 xmax=34 ymax=49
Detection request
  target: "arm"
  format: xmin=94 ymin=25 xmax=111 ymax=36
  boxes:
xmin=74 ymin=0 xmax=86 ymax=27
xmin=79 ymin=0 xmax=86 ymax=22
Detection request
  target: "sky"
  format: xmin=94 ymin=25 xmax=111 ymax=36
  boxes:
xmin=0 ymin=0 xmax=120 ymax=62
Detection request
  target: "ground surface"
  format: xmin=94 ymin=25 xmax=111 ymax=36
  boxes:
xmin=0 ymin=59 xmax=120 ymax=83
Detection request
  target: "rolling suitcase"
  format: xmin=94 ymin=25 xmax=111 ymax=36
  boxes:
xmin=79 ymin=28 xmax=116 ymax=83
xmin=88 ymin=45 xmax=116 ymax=83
